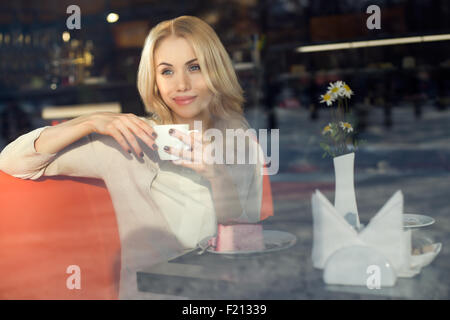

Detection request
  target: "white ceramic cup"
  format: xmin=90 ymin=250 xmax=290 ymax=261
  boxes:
xmin=152 ymin=124 xmax=198 ymax=160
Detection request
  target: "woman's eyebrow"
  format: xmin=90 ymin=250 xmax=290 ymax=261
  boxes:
xmin=157 ymin=58 xmax=198 ymax=67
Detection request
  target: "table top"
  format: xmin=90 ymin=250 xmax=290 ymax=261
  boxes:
xmin=138 ymin=172 xmax=449 ymax=300
xmin=138 ymin=235 xmax=447 ymax=300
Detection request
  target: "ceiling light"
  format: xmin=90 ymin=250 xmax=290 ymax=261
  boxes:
xmin=296 ymin=34 xmax=450 ymax=53
xmin=62 ymin=31 xmax=70 ymax=42
xmin=107 ymin=13 xmax=119 ymax=23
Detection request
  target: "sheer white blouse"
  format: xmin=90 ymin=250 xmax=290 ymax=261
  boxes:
xmin=0 ymin=117 xmax=264 ymax=299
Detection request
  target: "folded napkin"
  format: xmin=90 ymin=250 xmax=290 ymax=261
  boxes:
xmin=312 ymin=189 xmax=433 ymax=278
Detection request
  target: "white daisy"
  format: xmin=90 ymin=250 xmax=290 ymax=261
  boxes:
xmin=327 ymin=82 xmax=342 ymax=99
xmin=341 ymin=83 xmax=354 ymax=99
xmin=320 ymin=93 xmax=334 ymax=106
xmin=339 ymin=121 xmax=354 ymax=133
xmin=322 ymin=123 xmax=333 ymax=135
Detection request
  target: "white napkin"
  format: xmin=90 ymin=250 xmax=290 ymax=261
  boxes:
xmin=311 ymin=189 xmax=426 ymax=278
xmin=312 ymin=189 xmax=361 ymax=269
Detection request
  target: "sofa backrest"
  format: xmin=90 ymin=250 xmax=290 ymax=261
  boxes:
xmin=0 ymin=170 xmax=120 ymax=299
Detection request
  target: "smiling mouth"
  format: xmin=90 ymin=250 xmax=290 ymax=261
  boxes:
xmin=173 ymin=96 xmax=197 ymax=105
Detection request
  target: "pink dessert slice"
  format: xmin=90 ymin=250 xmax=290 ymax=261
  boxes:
xmin=214 ymin=224 xmax=265 ymax=252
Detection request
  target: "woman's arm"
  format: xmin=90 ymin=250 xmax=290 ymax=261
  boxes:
xmin=33 ymin=114 xmax=93 ymax=155
xmin=0 ymin=112 xmax=158 ymax=179
xmin=208 ymin=165 xmax=245 ymax=224
xmin=213 ymin=160 xmax=263 ymax=224
xmin=166 ymin=128 xmax=264 ymax=224
xmin=35 ymin=112 xmax=158 ymax=156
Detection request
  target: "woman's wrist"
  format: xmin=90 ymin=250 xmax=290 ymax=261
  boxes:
xmin=206 ymin=164 xmax=228 ymax=182
xmin=76 ymin=113 xmax=98 ymax=135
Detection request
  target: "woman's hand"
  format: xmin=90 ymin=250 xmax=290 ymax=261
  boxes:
xmin=163 ymin=128 xmax=222 ymax=181
xmin=165 ymin=128 xmax=247 ymax=222
xmin=87 ymin=112 xmax=158 ymax=157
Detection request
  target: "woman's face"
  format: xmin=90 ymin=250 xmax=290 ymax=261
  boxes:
xmin=154 ymin=36 xmax=213 ymax=124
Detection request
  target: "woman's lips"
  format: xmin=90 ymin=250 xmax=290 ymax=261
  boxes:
xmin=173 ymin=96 xmax=197 ymax=106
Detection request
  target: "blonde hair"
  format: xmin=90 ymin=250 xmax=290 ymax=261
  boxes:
xmin=137 ymin=15 xmax=248 ymax=130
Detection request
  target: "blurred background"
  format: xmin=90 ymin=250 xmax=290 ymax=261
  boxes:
xmin=0 ymin=0 xmax=449 ymax=299
xmin=0 ymin=0 xmax=448 ymax=180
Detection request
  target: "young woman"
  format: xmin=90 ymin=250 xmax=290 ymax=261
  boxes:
xmin=0 ymin=16 xmax=266 ymax=299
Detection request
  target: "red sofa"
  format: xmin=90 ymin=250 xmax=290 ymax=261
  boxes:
xmin=0 ymin=161 xmax=273 ymax=300
xmin=0 ymin=170 xmax=121 ymax=299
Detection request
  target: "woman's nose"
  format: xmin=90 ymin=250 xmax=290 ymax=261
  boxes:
xmin=176 ymin=73 xmax=191 ymax=91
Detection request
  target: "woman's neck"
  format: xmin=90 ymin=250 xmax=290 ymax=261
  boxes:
xmin=171 ymin=111 xmax=213 ymax=133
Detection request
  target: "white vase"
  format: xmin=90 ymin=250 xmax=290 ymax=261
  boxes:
xmin=333 ymin=152 xmax=360 ymax=230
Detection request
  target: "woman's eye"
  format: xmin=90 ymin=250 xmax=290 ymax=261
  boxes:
xmin=161 ymin=65 xmax=199 ymax=75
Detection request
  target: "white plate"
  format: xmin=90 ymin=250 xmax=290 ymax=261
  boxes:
xmin=204 ymin=230 xmax=297 ymax=255
xmin=403 ymin=214 xmax=435 ymax=228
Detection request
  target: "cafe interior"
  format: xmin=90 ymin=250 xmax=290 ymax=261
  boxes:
xmin=0 ymin=0 xmax=449 ymax=300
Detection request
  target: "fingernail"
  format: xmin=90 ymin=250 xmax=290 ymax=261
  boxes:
xmin=152 ymin=132 xmax=157 ymax=138
xmin=168 ymin=128 xmax=174 ymax=135
xmin=164 ymin=146 xmax=170 ymax=152
xmin=152 ymin=144 xmax=158 ymax=149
